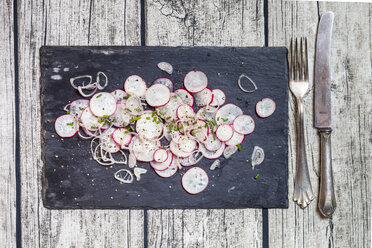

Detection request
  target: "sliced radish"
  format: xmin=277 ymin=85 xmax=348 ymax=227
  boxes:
xmin=210 ymin=89 xmax=226 ymax=107
xmin=89 ymin=92 xmax=117 ymax=117
xmin=55 ymin=114 xmax=79 ymax=138
xmin=154 ymin=156 xmax=178 ymax=178
xmin=233 ymin=115 xmax=255 ymax=135
xmin=80 ymin=107 xmax=103 ymax=131
xmin=151 ymin=150 xmax=173 ymax=171
xmin=153 ymin=148 xmax=168 ymax=163
xmin=175 ymin=89 xmax=194 ymax=106
xmin=179 ymin=154 xmax=199 ymax=167
xmin=135 ymin=112 xmax=163 ymax=140
xmin=145 ymin=84 xmax=171 ymax=107
xmin=225 ymin=131 xmax=245 ymax=146
xmin=256 ymin=98 xmax=276 ymax=118
xmin=111 ymin=89 xmax=128 ymax=102
xmin=170 ymin=138 xmax=193 ymax=158
xmin=99 ymin=127 xmax=120 ymax=153
xmin=215 ymin=104 xmax=243 ymax=125
xmin=131 ymin=136 xmax=160 ymax=162
xmin=124 ymin=75 xmax=147 ymax=98
xmin=111 ymin=101 xmax=132 ymax=127
xmin=157 ymin=62 xmax=173 ymax=75
xmin=199 ymin=142 xmax=225 ymax=159
xmin=157 ymin=93 xmax=183 ymax=122
xmin=215 ymin=124 xmax=234 ymax=142
xmin=112 ymin=128 xmax=132 ymax=147
xmin=193 ymin=88 xmax=213 ymax=107
xmin=195 ymin=106 xmax=217 ymax=122
xmin=223 ymin=145 xmax=238 ymax=159
xmin=176 ymin=104 xmax=195 ymax=120
xmin=69 ymin=99 xmax=89 ymax=117
xmin=125 ymin=95 xmax=143 ymax=114
xmin=182 ymin=167 xmax=209 ymax=194
xmin=184 ymin=70 xmax=208 ymax=93
xmin=163 ymin=122 xmax=175 ymax=141
xmin=203 ymin=133 xmax=222 ymax=151
xmin=178 ymin=135 xmax=197 ymax=153
xmin=152 ymin=77 xmax=174 ymax=92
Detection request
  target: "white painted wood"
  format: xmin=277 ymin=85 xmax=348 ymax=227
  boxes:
xmin=18 ymin=0 xmax=144 ymax=247
xmin=146 ymin=1 xmax=264 ymax=247
xmin=268 ymin=1 xmax=371 ymax=248
xmin=0 ymin=0 xmax=16 ymax=247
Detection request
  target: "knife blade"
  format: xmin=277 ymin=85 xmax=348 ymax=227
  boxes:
xmin=314 ymin=11 xmax=336 ymax=217
xmin=315 ymin=12 xmax=334 ymax=129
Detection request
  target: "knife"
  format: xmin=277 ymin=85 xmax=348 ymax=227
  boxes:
xmin=314 ymin=11 xmax=336 ymax=217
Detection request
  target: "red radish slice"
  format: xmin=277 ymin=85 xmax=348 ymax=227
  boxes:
xmin=112 ymin=128 xmax=132 ymax=147
xmin=111 ymin=89 xmax=128 ymax=102
xmin=184 ymin=70 xmax=208 ymax=93
xmin=131 ymin=136 xmax=160 ymax=162
xmin=195 ymin=106 xmax=217 ymax=122
xmin=233 ymin=115 xmax=255 ymax=135
xmin=99 ymin=127 xmax=120 ymax=153
xmin=182 ymin=167 xmax=209 ymax=194
xmin=55 ymin=114 xmax=79 ymax=138
xmin=152 ymin=77 xmax=174 ymax=92
xmin=225 ymin=131 xmax=245 ymax=146
xmin=80 ymin=107 xmax=103 ymax=131
xmin=176 ymin=104 xmax=195 ymax=120
xmin=178 ymin=135 xmax=197 ymax=153
xmin=210 ymin=89 xmax=226 ymax=107
xmin=124 ymin=75 xmax=147 ymax=98
xmin=135 ymin=112 xmax=163 ymax=140
xmin=256 ymin=98 xmax=276 ymax=118
xmin=154 ymin=156 xmax=178 ymax=178
xmin=70 ymin=99 xmax=89 ymax=117
xmin=203 ymin=133 xmax=222 ymax=151
xmin=193 ymin=88 xmax=213 ymax=107
xmin=145 ymin=84 xmax=171 ymax=107
xmin=163 ymin=122 xmax=175 ymax=141
xmin=89 ymin=92 xmax=117 ymax=117
xmin=157 ymin=93 xmax=183 ymax=122
xmin=215 ymin=104 xmax=243 ymax=125
xmin=170 ymin=138 xmax=193 ymax=158
xmin=151 ymin=151 xmax=173 ymax=171
xmin=111 ymin=102 xmax=132 ymax=127
xmin=153 ymin=148 xmax=168 ymax=163
xmin=215 ymin=124 xmax=234 ymax=142
xmin=175 ymin=89 xmax=194 ymax=106
xmin=157 ymin=62 xmax=173 ymax=75
xmin=125 ymin=95 xmax=143 ymax=114
xmin=199 ymin=142 xmax=225 ymax=159
xmin=179 ymin=152 xmax=202 ymax=167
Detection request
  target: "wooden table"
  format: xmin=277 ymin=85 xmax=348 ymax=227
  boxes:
xmin=1 ymin=1 xmax=370 ymax=247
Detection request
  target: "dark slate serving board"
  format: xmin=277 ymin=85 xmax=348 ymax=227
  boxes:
xmin=40 ymin=46 xmax=288 ymax=209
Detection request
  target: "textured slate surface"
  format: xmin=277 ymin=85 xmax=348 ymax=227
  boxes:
xmin=40 ymin=46 xmax=288 ymax=209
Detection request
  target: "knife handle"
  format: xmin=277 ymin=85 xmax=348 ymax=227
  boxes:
xmin=318 ymin=129 xmax=336 ymax=217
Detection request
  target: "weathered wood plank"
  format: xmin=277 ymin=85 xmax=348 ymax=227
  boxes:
xmin=0 ymin=0 xmax=16 ymax=247
xmin=268 ymin=1 xmax=371 ymax=248
xmin=18 ymin=0 xmax=143 ymax=247
xmin=146 ymin=1 xmax=264 ymax=247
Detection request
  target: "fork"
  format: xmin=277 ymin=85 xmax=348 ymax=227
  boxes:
xmin=288 ymin=37 xmax=315 ymax=208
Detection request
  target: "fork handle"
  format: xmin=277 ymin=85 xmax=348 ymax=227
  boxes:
xmin=318 ymin=129 xmax=336 ymax=217
xmin=293 ymin=99 xmax=314 ymax=207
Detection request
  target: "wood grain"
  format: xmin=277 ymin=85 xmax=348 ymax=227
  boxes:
xmin=0 ymin=0 xmax=16 ymax=247
xmin=146 ymin=1 xmax=264 ymax=247
xmin=18 ymin=0 xmax=144 ymax=247
xmin=268 ymin=1 xmax=371 ymax=248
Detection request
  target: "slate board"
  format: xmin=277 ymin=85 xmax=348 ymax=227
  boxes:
xmin=40 ymin=46 xmax=289 ymax=209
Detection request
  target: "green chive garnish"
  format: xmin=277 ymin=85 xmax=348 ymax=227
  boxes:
xmin=146 ymin=117 xmax=150 ymax=120
xmin=254 ymin=174 xmax=260 ymax=180
xmin=166 ymin=116 xmax=171 ymax=120
xmin=237 ymin=144 xmax=242 ymax=151
xmin=66 ymin=122 xmax=73 ymax=126
xmin=103 ymin=115 xmax=109 ymax=118
xmin=66 ymin=111 xmax=70 ymax=114
xmin=96 ymin=94 xmax=102 ymax=98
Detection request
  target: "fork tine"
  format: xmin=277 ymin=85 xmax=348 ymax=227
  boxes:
xmin=300 ymin=38 xmax=304 ymax=80
xmin=304 ymin=37 xmax=309 ymax=81
xmin=295 ymin=38 xmax=299 ymax=81
xmin=289 ymin=39 xmax=293 ymax=80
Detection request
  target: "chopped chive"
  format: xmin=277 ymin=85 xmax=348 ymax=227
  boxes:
xmin=193 ymin=121 xmax=198 ymax=125
xmin=129 ymin=126 xmax=134 ymax=131
xmin=66 ymin=110 xmax=71 ymax=114
xmin=91 ymin=126 xmax=98 ymax=129
xmin=153 ymin=117 xmax=157 ymax=122
xmin=222 ymin=118 xmax=229 ymax=122
xmin=159 ymin=111 xmax=165 ymax=116
xmin=198 ymin=126 xmax=202 ymax=129
xmin=79 ymin=107 xmax=84 ymax=110
xmin=126 ymin=108 xmax=132 ymax=112
xmin=103 ymin=115 xmax=109 ymax=118
xmin=254 ymin=174 xmax=260 ymax=180
xmin=178 ymin=125 xmax=183 ymax=129
xmin=123 ymin=122 xmax=126 ymax=126
xmin=237 ymin=144 xmax=242 ymax=151
xmin=96 ymin=94 xmax=102 ymax=98
xmin=97 ymin=119 xmax=104 ymax=124
xmin=135 ymin=107 xmax=141 ymax=112
xmin=166 ymin=116 xmax=171 ymax=120
xmin=156 ymin=121 xmax=160 ymax=124
xmin=152 ymin=110 xmax=157 ymax=117
xmin=124 ymin=130 xmax=129 ymax=134
xmin=66 ymin=122 xmax=74 ymax=126
xmin=114 ymin=91 xmax=117 ymax=95
xmin=173 ymin=95 xmax=177 ymax=98
xmin=129 ymin=116 xmax=142 ymax=123
xmin=217 ymin=117 xmax=220 ymax=121
xmin=146 ymin=117 xmax=151 ymax=120
xmin=191 ymin=131 xmax=196 ymax=135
